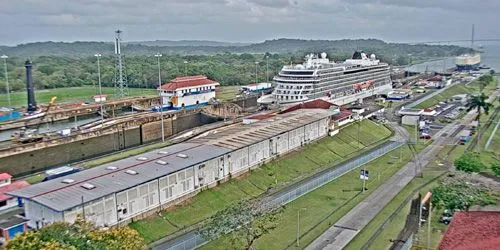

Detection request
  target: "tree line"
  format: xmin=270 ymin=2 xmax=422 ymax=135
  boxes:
xmin=0 ymin=44 xmax=471 ymax=94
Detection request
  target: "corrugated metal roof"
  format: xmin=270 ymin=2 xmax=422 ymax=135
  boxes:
xmin=190 ymin=109 xmax=332 ymax=150
xmin=8 ymin=109 xmax=332 ymax=212
xmin=8 ymin=143 xmax=230 ymax=211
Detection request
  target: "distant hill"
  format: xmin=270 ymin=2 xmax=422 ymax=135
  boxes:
xmin=0 ymin=38 xmax=472 ymax=59
xmin=127 ymin=40 xmax=250 ymax=47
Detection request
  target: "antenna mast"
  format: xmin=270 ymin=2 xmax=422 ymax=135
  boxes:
xmin=114 ymin=30 xmax=128 ymax=97
xmin=471 ymin=24 xmax=475 ymax=49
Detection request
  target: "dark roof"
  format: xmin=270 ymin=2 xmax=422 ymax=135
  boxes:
xmin=8 ymin=143 xmax=230 ymax=211
xmin=0 ymin=215 xmax=28 ymax=229
xmin=438 ymin=211 xmax=500 ymax=250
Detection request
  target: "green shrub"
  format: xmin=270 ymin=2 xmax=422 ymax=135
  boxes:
xmin=491 ymin=162 xmax=500 ymax=176
xmin=454 ymin=153 xmax=485 ymax=173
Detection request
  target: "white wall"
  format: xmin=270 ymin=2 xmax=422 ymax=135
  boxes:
xmin=62 ymin=195 xmax=118 ymax=227
xmin=116 ymin=180 xmax=160 ymax=221
xmin=0 ymin=198 xmax=19 ymax=211
xmin=230 ymin=148 xmax=249 ymax=173
xmin=158 ymin=167 xmax=195 ymax=206
xmin=25 ymin=200 xmax=63 ymax=229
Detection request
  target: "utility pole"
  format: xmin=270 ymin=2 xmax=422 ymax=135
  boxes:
xmin=266 ymin=55 xmax=269 ymax=82
xmin=184 ymin=60 xmax=188 ymax=76
xmin=94 ymin=54 xmax=104 ymax=126
xmin=255 ymin=61 xmax=259 ymax=84
xmin=296 ymin=208 xmax=306 ymax=247
xmin=471 ymin=24 xmax=475 ymax=49
xmin=357 ymin=118 xmax=361 ymax=149
xmin=155 ymin=53 xmax=165 ymax=142
xmin=426 ymin=202 xmax=432 ymax=250
xmin=1 ymin=55 xmax=10 ymax=109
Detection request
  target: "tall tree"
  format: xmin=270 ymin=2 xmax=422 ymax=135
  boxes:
xmin=199 ymin=199 xmax=282 ymax=250
xmin=466 ymin=93 xmax=493 ymax=151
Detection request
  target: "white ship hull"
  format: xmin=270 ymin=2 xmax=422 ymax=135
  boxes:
xmin=260 ymin=51 xmax=392 ymax=106
xmin=258 ymin=84 xmax=392 ymax=106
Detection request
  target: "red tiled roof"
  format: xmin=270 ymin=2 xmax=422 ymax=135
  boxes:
xmin=332 ymin=108 xmax=353 ymax=121
xmin=428 ymin=75 xmax=443 ymax=82
xmin=158 ymin=75 xmax=219 ymax=91
xmin=438 ymin=211 xmax=500 ymax=250
xmin=0 ymin=180 xmax=30 ymax=202
xmin=279 ymin=99 xmax=337 ymax=114
xmin=0 ymin=173 xmax=12 ymax=181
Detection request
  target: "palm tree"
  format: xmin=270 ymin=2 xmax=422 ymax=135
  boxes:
xmin=466 ymin=93 xmax=493 ymax=151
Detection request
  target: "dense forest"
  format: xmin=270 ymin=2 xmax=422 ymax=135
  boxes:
xmin=0 ymin=39 xmax=472 ymax=93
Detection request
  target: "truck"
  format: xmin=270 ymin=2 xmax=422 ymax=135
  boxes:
xmin=459 ymin=129 xmax=472 ymax=145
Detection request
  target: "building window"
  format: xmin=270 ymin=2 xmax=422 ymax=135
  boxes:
xmin=0 ymin=200 xmax=6 ymax=207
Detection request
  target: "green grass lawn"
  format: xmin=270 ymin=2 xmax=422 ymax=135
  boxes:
xmin=200 ymin=142 xmax=429 ymax=250
xmin=216 ymin=86 xmax=241 ymax=101
xmin=0 ymin=86 xmax=157 ymax=108
xmin=415 ymin=79 xmax=497 ymax=109
xmin=129 ymin=120 xmax=392 ymax=243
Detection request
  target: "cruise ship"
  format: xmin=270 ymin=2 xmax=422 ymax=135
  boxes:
xmin=455 ymin=54 xmax=481 ymax=71
xmin=258 ymin=51 xmax=392 ymax=106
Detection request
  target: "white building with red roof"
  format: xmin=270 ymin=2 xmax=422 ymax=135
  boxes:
xmin=157 ymin=75 xmax=219 ymax=110
xmin=0 ymin=173 xmax=29 ymax=211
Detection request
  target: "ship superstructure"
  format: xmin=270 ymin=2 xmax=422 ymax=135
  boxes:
xmin=258 ymin=51 xmax=392 ymax=106
xmin=455 ymin=54 xmax=481 ymax=71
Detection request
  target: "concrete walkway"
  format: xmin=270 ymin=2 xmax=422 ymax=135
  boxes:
xmin=306 ymin=112 xmax=477 ymax=250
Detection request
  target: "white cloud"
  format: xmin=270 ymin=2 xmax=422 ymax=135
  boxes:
xmin=0 ymin=0 xmax=498 ymax=45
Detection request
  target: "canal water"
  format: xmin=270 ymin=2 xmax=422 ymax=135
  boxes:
xmin=0 ymin=108 xmax=139 ymax=142
xmin=406 ymin=44 xmax=500 ymax=73
xmin=0 ymin=115 xmax=101 ymax=141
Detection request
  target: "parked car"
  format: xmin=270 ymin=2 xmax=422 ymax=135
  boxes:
xmin=420 ymin=133 xmax=432 ymax=139
xmin=440 ymin=210 xmax=453 ymax=225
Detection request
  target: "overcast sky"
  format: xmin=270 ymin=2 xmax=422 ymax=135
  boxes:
xmin=1 ymin=0 xmax=499 ymax=45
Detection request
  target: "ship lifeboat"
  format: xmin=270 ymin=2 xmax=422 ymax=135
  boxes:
xmin=352 ymin=80 xmax=374 ymax=92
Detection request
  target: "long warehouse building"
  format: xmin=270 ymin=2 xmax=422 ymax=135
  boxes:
xmin=9 ymin=107 xmax=337 ymax=228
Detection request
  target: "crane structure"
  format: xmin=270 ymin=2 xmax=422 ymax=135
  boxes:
xmin=12 ymin=96 xmax=57 ymax=144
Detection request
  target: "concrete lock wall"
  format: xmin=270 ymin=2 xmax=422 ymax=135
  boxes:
xmin=231 ymin=96 xmax=258 ymax=110
xmin=141 ymin=118 xmax=174 ymax=143
xmin=0 ymin=127 xmax=142 ymax=176
xmin=172 ymin=113 xmax=219 ymax=134
xmin=0 ymin=112 xmax=218 ymax=176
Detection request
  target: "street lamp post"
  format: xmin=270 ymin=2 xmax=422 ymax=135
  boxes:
xmin=255 ymin=61 xmax=259 ymax=84
xmin=297 ymin=208 xmax=306 ymax=247
xmin=155 ymin=54 xmax=165 ymax=142
xmin=1 ymin=55 xmax=11 ymax=110
xmin=94 ymin=54 xmax=104 ymax=126
xmin=184 ymin=60 xmax=188 ymax=76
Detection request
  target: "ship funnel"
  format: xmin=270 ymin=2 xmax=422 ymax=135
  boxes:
xmin=25 ymin=60 xmax=37 ymax=112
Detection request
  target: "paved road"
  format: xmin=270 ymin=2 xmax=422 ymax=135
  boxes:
xmin=305 ymin=89 xmax=500 ymax=250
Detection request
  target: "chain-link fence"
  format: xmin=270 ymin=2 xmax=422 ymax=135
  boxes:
xmin=266 ymin=141 xmax=404 ymax=209
xmin=161 ymin=140 xmax=404 ymax=250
